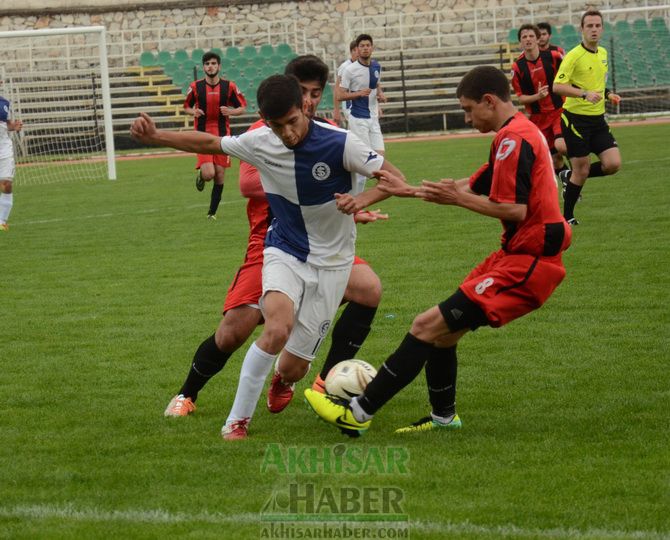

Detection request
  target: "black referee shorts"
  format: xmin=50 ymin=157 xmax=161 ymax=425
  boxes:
xmin=560 ymin=110 xmax=618 ymax=158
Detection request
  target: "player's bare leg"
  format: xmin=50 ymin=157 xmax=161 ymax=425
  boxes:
xmin=0 ymin=179 xmax=13 ymax=231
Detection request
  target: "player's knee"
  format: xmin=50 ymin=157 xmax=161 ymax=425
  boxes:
xmin=409 ymin=311 xmax=436 ymax=342
xmin=278 ymin=361 xmax=309 ymax=383
xmin=259 ymin=323 xmax=291 ymax=353
xmin=0 ymin=180 xmax=11 ymax=193
xmin=602 ymin=160 xmax=621 ymax=175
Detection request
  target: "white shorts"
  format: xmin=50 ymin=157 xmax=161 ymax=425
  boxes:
xmin=261 ymin=247 xmax=352 ymax=361
xmin=347 ymin=116 xmax=385 ymax=152
xmin=0 ymin=155 xmax=15 ymax=180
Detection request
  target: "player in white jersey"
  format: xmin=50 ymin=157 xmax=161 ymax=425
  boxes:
xmin=130 ymin=75 xmax=406 ymax=437
xmin=0 ymin=95 xmax=22 ymax=232
xmin=338 ymin=34 xmax=387 ymax=155
xmin=333 ymin=40 xmax=358 ymax=127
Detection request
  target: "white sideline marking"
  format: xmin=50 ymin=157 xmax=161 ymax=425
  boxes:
xmin=15 ymin=200 xmax=245 ymax=227
xmin=0 ymin=505 xmax=667 ymax=539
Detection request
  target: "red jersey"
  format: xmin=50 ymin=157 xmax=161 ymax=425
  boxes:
xmin=469 ymin=112 xmax=571 ymax=257
xmin=512 ymin=50 xmax=565 ymax=115
xmin=183 ymin=78 xmax=246 ymax=136
xmin=544 ymin=44 xmax=566 ymax=56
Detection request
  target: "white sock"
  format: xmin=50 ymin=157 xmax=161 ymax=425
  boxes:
xmin=225 ymin=341 xmax=276 ymax=426
xmin=431 ymin=412 xmax=455 ymax=425
xmin=0 ymin=193 xmax=13 ymax=224
xmin=350 ymin=396 xmax=373 ymax=423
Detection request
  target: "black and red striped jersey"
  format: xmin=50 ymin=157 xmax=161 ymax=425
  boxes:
xmin=469 ymin=112 xmax=571 ymax=257
xmin=512 ymin=49 xmax=565 ymax=115
xmin=184 ymin=79 xmax=246 ymax=136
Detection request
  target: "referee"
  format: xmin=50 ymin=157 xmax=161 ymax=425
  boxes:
xmin=553 ymin=9 xmax=621 ymax=225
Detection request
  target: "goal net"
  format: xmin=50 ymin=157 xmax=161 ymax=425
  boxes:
xmin=0 ymin=26 xmax=116 ymax=185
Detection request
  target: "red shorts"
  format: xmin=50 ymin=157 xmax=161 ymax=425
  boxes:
xmin=530 ymin=109 xmax=563 ymax=151
xmin=459 ymin=249 xmax=566 ymax=328
xmin=196 ymin=154 xmax=231 ymax=169
xmin=222 ymin=251 xmax=369 ymax=313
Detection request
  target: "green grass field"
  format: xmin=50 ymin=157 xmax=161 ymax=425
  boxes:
xmin=1 ymin=123 xmax=669 ymax=539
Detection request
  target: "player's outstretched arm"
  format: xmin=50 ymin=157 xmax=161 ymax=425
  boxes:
xmin=131 ymin=112 xmax=224 ymax=154
xmin=374 ymin=169 xmax=418 ymax=198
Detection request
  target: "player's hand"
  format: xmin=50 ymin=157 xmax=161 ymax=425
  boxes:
xmin=373 ymin=170 xmax=417 ymax=197
xmin=584 ymin=91 xmax=602 ymax=104
xmin=334 ymin=193 xmax=363 ymax=214
xmin=130 ymin=112 xmax=157 ymax=143
xmin=193 ymin=108 xmax=205 ymax=118
xmin=9 ymin=120 xmax=23 ymax=132
xmin=359 ymin=88 xmax=372 ymax=97
xmin=377 ymin=92 xmax=388 ymax=103
xmin=416 ymin=179 xmax=459 ymax=205
xmin=354 ymin=209 xmax=389 ymax=224
xmin=220 ymin=106 xmax=234 ymax=116
xmin=608 ymin=93 xmax=621 ymax=105
xmin=537 ymin=84 xmax=549 ymax=99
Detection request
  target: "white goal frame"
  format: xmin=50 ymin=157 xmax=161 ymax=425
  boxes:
xmin=0 ymin=26 xmax=116 ymax=180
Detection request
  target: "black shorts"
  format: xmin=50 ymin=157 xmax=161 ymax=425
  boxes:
xmin=561 ymin=110 xmax=618 ymax=158
xmin=438 ymin=289 xmax=489 ymax=332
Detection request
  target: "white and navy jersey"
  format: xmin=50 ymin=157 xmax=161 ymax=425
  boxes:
xmin=337 ymin=59 xmax=353 ymax=114
xmin=219 ymin=120 xmax=385 ymax=268
xmin=0 ymin=96 xmax=13 ymax=160
xmin=341 ymin=59 xmax=382 ymax=119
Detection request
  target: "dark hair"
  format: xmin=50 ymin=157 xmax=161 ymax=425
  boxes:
xmin=456 ymin=66 xmax=511 ymax=102
xmin=202 ymin=51 xmax=221 ymax=65
xmin=517 ymin=24 xmax=540 ymax=41
xmin=284 ymin=55 xmax=329 ymax=90
xmin=581 ymin=9 xmax=603 ymax=27
xmin=349 ymin=40 xmax=357 ymax=52
xmin=257 ymin=74 xmax=303 ymax=120
xmin=537 ymin=22 xmax=552 ymax=34
xmin=355 ymin=34 xmax=373 ymax=46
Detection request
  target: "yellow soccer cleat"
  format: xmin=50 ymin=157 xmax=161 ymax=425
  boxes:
xmin=304 ymin=388 xmax=371 ymax=434
xmin=394 ymin=414 xmax=462 ymax=434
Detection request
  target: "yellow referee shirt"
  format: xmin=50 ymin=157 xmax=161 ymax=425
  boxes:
xmin=554 ymin=43 xmax=609 ymax=115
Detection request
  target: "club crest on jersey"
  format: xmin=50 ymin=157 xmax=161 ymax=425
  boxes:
xmin=319 ymin=320 xmax=331 ymax=337
xmin=496 ymin=138 xmax=517 ymax=160
xmin=312 ymin=162 xmax=331 ymax=181
xmin=374 ymin=70 xmax=380 ymax=78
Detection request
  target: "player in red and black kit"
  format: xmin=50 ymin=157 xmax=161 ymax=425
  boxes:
xmin=304 ymin=65 xmax=572 ymax=436
xmin=166 ymin=56 xmax=389 ymax=441
xmin=512 ymin=23 xmax=568 ymax=175
xmin=537 ymin=22 xmax=566 ymax=55
xmin=183 ymin=51 xmax=246 ymax=219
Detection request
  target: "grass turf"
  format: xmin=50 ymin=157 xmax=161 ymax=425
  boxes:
xmin=1 ymin=123 xmax=669 ymax=539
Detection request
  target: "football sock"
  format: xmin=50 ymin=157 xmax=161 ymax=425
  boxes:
xmin=0 ymin=193 xmax=13 ymax=223
xmin=554 ymin=164 xmax=569 ymax=175
xmin=425 ymin=345 xmax=457 ymax=418
xmin=563 ymin=182 xmax=583 ymax=221
xmin=356 ymin=333 xmax=432 ymax=417
xmin=225 ymin=341 xmax=275 ymax=425
xmin=319 ymin=302 xmax=377 ymax=380
xmin=179 ymin=334 xmax=232 ymax=401
xmin=208 ymin=183 xmax=224 ymax=215
xmin=588 ymin=161 xmax=605 ymax=178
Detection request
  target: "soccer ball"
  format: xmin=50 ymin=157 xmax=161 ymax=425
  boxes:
xmin=324 ymin=359 xmax=377 ymax=401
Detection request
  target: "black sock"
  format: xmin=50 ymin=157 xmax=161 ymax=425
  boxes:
xmin=179 ymin=334 xmax=232 ymax=400
xmin=425 ymin=346 xmax=457 ymax=418
xmin=358 ymin=333 xmax=432 ymax=415
xmin=563 ymin=181 xmax=583 ymax=220
xmin=209 ymin=183 xmax=224 ymax=215
xmin=588 ymin=161 xmax=605 ymax=178
xmin=319 ymin=302 xmax=377 ymax=380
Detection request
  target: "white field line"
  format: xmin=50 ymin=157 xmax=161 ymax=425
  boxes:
xmin=14 ymin=199 xmax=245 ymax=227
xmin=0 ymin=504 xmax=667 ymax=539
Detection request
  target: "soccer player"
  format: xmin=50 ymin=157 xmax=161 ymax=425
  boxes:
xmin=162 ymin=56 xmax=389 ymax=441
xmin=183 ymin=51 xmax=247 ymax=219
xmin=0 ymin=94 xmax=22 ymax=232
xmin=553 ymin=10 xmax=622 ymax=225
xmin=537 ymin=22 xmax=566 ymax=55
xmin=511 ymin=24 xmax=568 ymax=174
xmin=333 ymin=40 xmax=358 ymax=127
xmin=337 ymin=34 xmax=387 ymax=156
xmin=304 ymin=65 xmax=572 ymax=436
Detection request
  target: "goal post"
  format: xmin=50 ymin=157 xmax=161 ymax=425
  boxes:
xmin=0 ymin=26 xmax=116 ymax=183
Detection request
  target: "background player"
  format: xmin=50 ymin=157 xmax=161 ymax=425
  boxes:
xmin=512 ymin=24 xmax=568 ymax=175
xmin=160 ymin=57 xmax=389 ymax=440
xmin=337 ymin=34 xmax=387 ymax=156
xmin=183 ymin=51 xmax=247 ymax=219
xmin=0 ymin=94 xmax=22 ymax=232
xmin=553 ymin=9 xmax=622 ymax=225
xmin=333 ymin=40 xmax=358 ymax=128
xmin=304 ymin=66 xmax=572 ymax=436
xmin=537 ymin=22 xmax=566 ymax=55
